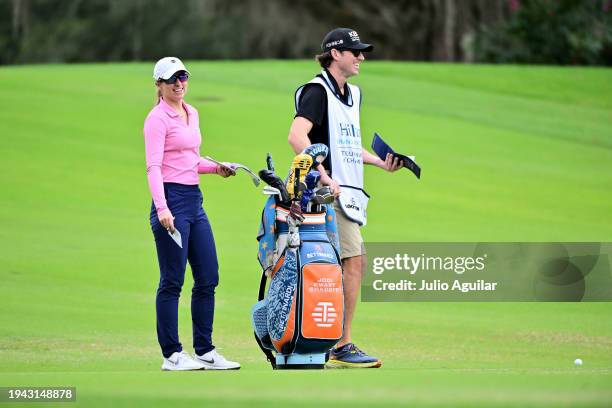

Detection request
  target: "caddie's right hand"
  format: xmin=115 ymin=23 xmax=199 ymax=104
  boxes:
xmin=320 ymin=173 xmax=341 ymax=197
xmin=158 ymin=209 xmax=176 ymax=233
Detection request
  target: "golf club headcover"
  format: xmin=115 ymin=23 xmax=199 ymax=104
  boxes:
xmin=302 ymin=143 xmax=329 ymax=167
xmin=259 ymin=169 xmax=291 ymax=203
xmin=300 ymin=171 xmax=319 ymax=212
xmin=300 ymin=188 xmax=314 ymax=213
xmin=304 ymin=171 xmax=320 ymax=190
xmin=286 ymin=154 xmax=313 ymax=199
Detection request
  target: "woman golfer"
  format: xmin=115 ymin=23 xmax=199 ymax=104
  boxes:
xmin=144 ymin=57 xmax=240 ymax=370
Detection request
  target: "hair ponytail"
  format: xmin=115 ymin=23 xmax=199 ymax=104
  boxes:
xmin=155 ymin=87 xmax=162 ymax=105
xmin=316 ymin=51 xmax=333 ymax=68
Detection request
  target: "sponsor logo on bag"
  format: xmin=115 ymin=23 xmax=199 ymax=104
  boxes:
xmin=280 ymin=285 xmax=293 ymax=319
xmin=311 ymin=302 xmax=337 ymax=328
xmin=306 ymin=251 xmax=334 ymax=260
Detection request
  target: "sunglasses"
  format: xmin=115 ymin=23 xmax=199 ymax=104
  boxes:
xmin=345 ymin=49 xmax=363 ymax=57
xmin=160 ymin=71 xmax=189 ymax=84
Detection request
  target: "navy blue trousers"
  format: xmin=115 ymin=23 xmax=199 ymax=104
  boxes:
xmin=150 ymin=183 xmax=219 ymax=358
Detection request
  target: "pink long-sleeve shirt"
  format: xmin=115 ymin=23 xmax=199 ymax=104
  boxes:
xmin=144 ymin=98 xmax=218 ymax=215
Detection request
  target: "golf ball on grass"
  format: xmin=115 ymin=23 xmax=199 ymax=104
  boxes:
xmin=574 ymin=358 xmax=583 ymax=366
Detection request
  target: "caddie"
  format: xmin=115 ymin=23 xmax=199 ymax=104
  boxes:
xmin=288 ymin=28 xmax=403 ymax=368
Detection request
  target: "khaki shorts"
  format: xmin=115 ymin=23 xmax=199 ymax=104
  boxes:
xmin=334 ymin=202 xmax=366 ymax=260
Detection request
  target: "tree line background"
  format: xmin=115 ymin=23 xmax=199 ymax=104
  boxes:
xmin=2 ymin=0 xmax=611 ymax=65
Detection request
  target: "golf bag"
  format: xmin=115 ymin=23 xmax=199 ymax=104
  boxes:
xmin=253 ymin=198 xmax=343 ymax=369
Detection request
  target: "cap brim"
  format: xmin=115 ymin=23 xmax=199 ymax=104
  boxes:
xmin=350 ymin=43 xmax=373 ymax=52
xmin=159 ymin=67 xmax=190 ymax=80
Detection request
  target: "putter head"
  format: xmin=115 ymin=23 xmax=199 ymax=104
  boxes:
xmin=312 ymin=186 xmax=335 ymax=204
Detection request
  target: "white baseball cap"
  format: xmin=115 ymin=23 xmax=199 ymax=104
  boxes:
xmin=153 ymin=57 xmax=190 ymax=80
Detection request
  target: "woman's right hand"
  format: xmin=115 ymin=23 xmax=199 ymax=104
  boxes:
xmin=158 ymin=209 xmax=176 ymax=233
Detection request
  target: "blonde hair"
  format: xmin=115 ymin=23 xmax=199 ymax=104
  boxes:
xmin=155 ymin=80 xmax=161 ymax=105
xmin=155 ymin=81 xmax=162 ymax=105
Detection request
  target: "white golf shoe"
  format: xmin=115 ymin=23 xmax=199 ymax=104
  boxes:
xmin=195 ymin=348 xmax=241 ymax=370
xmin=161 ymin=351 xmax=205 ymax=371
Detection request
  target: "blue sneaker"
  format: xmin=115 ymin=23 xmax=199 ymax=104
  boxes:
xmin=326 ymin=343 xmax=382 ymax=368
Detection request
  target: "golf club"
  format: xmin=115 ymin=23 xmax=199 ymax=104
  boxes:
xmin=309 ymin=186 xmax=335 ymax=212
xmin=311 ymin=186 xmax=335 ymax=204
xmin=258 ymin=169 xmax=291 ymax=204
xmin=205 ymin=156 xmax=261 ymax=187
xmin=266 ymin=153 xmax=275 ymax=172
xmin=262 ymin=186 xmax=281 ymax=196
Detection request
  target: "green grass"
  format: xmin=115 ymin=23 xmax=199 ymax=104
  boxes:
xmin=0 ymin=60 xmax=611 ymax=407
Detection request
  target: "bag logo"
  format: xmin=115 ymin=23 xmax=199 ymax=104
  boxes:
xmin=312 ymin=302 xmax=337 ymax=327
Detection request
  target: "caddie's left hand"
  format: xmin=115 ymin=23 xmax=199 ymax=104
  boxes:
xmin=381 ymin=153 xmax=403 ymax=172
xmin=216 ymin=162 xmax=236 ymax=178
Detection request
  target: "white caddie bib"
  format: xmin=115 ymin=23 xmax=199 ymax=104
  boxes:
xmin=295 ymin=71 xmax=370 ymax=225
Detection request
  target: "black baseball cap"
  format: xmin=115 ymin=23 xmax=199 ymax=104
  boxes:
xmin=321 ymin=28 xmax=373 ymax=53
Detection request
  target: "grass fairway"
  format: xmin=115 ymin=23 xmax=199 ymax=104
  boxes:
xmin=0 ymin=60 xmax=611 ymax=407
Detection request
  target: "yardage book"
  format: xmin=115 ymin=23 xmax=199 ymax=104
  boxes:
xmin=371 ymin=133 xmax=421 ymax=179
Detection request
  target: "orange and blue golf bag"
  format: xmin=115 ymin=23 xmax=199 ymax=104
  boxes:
xmin=253 ymin=146 xmax=343 ymax=369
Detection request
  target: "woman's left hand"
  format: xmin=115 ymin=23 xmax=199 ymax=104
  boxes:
xmin=216 ymin=163 xmax=236 ymax=178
